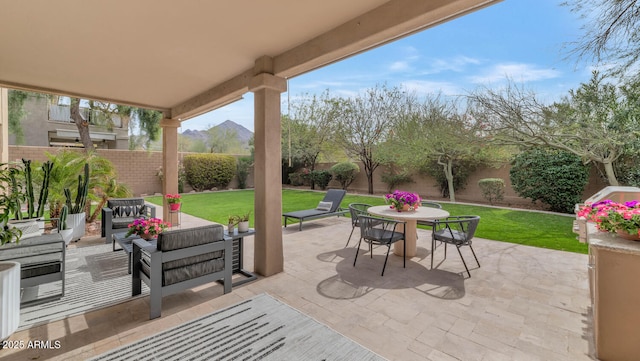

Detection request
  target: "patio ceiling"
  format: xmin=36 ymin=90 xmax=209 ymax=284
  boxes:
xmin=0 ymin=0 xmax=500 ymax=121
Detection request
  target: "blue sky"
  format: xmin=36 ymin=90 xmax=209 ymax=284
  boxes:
xmin=182 ymin=0 xmax=592 ymax=132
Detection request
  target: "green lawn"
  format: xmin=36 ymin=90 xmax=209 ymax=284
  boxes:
xmin=147 ymin=189 xmax=586 ymax=254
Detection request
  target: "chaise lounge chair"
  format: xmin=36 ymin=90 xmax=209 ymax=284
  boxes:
xmin=283 ymin=189 xmax=348 ymax=231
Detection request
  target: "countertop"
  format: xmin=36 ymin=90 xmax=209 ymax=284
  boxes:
xmin=587 ymin=222 xmax=640 ymax=255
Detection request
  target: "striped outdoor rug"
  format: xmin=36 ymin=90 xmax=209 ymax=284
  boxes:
xmin=90 ymin=293 xmax=386 ymax=361
xmin=18 ymin=242 xmax=148 ymax=330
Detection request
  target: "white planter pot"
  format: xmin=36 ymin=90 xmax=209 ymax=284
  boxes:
xmin=67 ymin=213 xmax=86 ymax=241
xmin=0 ymin=262 xmax=20 ymax=341
xmin=238 ymin=221 xmax=249 ymax=233
xmin=60 ymin=229 xmax=74 ymax=246
xmin=37 ymin=218 xmax=45 ymax=231
xmin=9 ymin=219 xmax=40 ymax=239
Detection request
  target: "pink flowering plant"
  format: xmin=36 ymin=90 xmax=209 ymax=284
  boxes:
xmin=126 ymin=217 xmax=171 ymax=238
xmin=577 ymin=200 xmax=640 ymax=237
xmin=165 ymin=194 xmax=182 ymax=204
xmin=385 ymin=190 xmax=421 ymax=211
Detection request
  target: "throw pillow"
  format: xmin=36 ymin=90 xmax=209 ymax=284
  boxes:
xmin=316 ymin=201 xmax=333 ymax=211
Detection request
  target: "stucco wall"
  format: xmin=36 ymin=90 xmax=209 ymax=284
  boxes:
xmin=9 ymin=146 xmax=606 ymax=208
xmin=315 ymin=161 xmax=608 ymax=208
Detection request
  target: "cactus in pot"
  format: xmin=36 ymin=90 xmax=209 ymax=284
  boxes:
xmin=36 ymin=161 xmax=54 ymax=219
xmin=59 ymin=203 xmax=68 ymax=231
xmin=12 ymin=159 xmax=54 ymax=220
xmin=64 ymin=163 xmax=89 ymax=214
xmin=63 ymin=163 xmax=89 ymax=242
xmin=23 ymin=159 xmax=34 ymax=219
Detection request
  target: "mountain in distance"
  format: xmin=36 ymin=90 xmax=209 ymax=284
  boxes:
xmin=181 ymin=120 xmax=253 ymax=152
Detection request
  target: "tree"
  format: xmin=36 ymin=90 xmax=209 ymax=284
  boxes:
xmin=468 ymin=72 xmax=637 ymax=185
xmin=135 ymin=108 xmax=163 ymax=149
xmin=45 ymin=149 xmax=130 ymax=220
xmin=206 ymin=126 xmax=241 ymax=153
xmin=379 ymin=94 xmax=491 ymax=202
xmin=564 ymin=0 xmax=640 ymax=78
xmin=282 ymin=91 xmax=339 ymax=171
xmin=7 ymin=90 xmax=28 ymax=144
xmin=70 ymin=98 xmax=93 ymax=152
xmin=335 ymin=85 xmax=406 ymax=194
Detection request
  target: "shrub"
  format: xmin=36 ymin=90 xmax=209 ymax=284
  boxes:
xmin=381 ymin=172 xmax=413 ymax=193
xmin=236 ymin=157 xmax=252 ymax=189
xmin=183 ymin=154 xmax=236 ymax=191
xmin=330 ymin=162 xmax=360 ymax=190
xmin=510 ymin=149 xmax=588 ymax=213
xmin=288 ymin=172 xmax=305 ymax=186
xmin=309 ymin=170 xmax=332 ymax=190
xmin=478 ymin=178 xmax=505 ymax=205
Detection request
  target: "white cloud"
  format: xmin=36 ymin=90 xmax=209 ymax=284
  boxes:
xmin=421 ymin=55 xmax=482 ymax=75
xmin=296 ymin=80 xmax=354 ymax=90
xmin=390 ymin=61 xmax=411 ymax=72
xmin=399 ymin=80 xmax=462 ymax=97
xmin=469 ymin=63 xmax=561 ymax=84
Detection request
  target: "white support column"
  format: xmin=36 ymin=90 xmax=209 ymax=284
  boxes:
xmin=249 ymin=72 xmax=287 ymax=276
xmin=0 ymin=88 xmax=8 ymax=164
xmin=160 ymin=118 xmax=180 ymax=223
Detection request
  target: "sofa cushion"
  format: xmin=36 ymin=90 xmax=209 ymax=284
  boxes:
xmin=163 ymin=257 xmax=225 ymax=286
xmin=107 ymin=198 xmax=148 ymax=218
xmin=0 ymin=234 xmax=64 ymax=262
xmin=138 ymin=225 xmax=227 ymax=286
xmin=156 ymin=225 xmax=224 ymax=252
xmin=0 ymin=233 xmax=64 ymax=280
xmin=112 ymin=217 xmax=143 ymax=229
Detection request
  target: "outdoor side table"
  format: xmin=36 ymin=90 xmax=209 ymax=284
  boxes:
xmin=112 ymin=232 xmax=157 ymax=274
xmin=224 ymin=228 xmax=257 ymax=286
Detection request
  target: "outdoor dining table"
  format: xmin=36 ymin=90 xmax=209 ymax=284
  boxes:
xmin=367 ymin=205 xmax=449 ymax=257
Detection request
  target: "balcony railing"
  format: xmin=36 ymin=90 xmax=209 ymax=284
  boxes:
xmin=48 ymin=104 xmax=122 ymax=128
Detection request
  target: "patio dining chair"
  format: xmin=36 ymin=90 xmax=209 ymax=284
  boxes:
xmin=353 ymin=215 xmax=406 ymax=276
xmin=417 ymin=200 xmax=443 ymax=239
xmin=431 ymin=215 xmax=480 ymax=278
xmin=345 ymin=203 xmax=373 ymax=248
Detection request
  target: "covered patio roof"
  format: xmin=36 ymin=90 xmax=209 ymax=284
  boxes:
xmin=1 ymin=0 xmax=499 ymax=120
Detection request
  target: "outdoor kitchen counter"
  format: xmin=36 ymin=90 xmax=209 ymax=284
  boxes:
xmin=587 ymin=223 xmax=640 ymax=361
xmin=587 ymin=223 xmax=640 ymax=254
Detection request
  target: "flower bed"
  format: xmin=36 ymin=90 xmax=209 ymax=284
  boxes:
xmin=577 ymin=200 xmax=640 ymax=239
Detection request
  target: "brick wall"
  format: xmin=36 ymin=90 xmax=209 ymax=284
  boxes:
xmin=9 ymin=146 xmax=605 ymax=208
xmin=9 ymin=146 xmax=254 ymax=196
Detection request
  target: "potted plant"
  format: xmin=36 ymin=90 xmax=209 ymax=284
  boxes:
xmin=227 ymin=215 xmax=239 ymax=234
xmin=0 ymin=163 xmax=24 ymax=245
xmin=64 ymin=163 xmax=89 ymax=242
xmin=165 ymin=193 xmax=182 ymax=211
xmin=125 ymin=217 xmax=171 ymax=240
xmin=57 ymin=204 xmax=73 ymax=245
xmin=0 ymin=163 xmax=23 ymax=345
xmin=237 ymin=211 xmax=251 ymax=233
xmin=577 ymin=200 xmax=640 ymax=240
xmin=384 ymin=190 xmax=421 ymax=212
xmin=7 ymin=159 xmax=53 ymax=238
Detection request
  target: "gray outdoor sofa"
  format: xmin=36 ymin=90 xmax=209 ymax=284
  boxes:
xmin=282 ymin=189 xmax=348 ymax=231
xmin=131 ymin=224 xmax=233 ymax=319
xmin=102 ymin=197 xmax=156 ymax=246
xmin=0 ymin=233 xmax=65 ymax=306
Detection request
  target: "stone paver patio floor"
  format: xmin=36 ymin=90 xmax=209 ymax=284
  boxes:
xmin=3 ymin=215 xmax=594 ymax=361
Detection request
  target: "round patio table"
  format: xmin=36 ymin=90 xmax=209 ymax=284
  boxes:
xmin=367 ymin=205 xmax=449 ymax=257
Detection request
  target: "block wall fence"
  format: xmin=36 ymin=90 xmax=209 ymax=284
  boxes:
xmin=9 ymin=146 xmax=607 ymax=208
